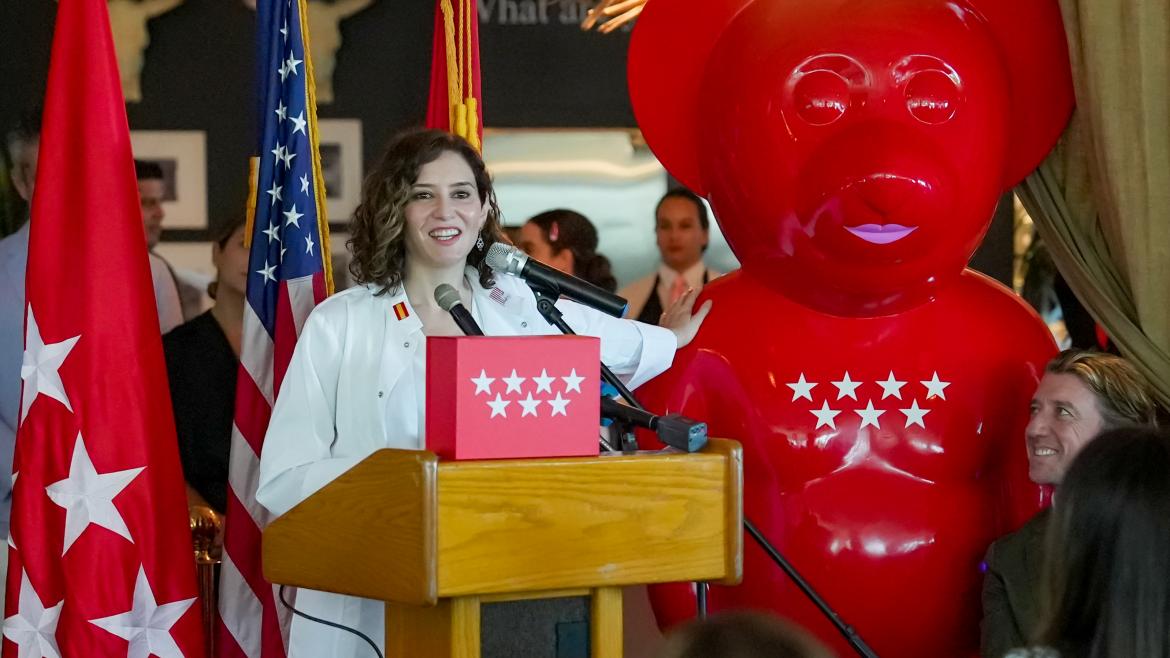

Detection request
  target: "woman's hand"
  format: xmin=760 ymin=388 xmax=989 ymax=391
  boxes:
xmin=660 ymin=288 xmax=713 ymax=349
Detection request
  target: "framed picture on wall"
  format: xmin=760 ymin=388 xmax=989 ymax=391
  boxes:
xmin=317 ymin=118 xmax=363 ymax=223
xmin=129 ymin=130 xmax=208 ymax=230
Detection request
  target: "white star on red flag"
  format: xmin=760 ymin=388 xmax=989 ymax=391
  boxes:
xmin=20 ymin=305 xmax=80 ymax=423
xmin=46 ymin=433 xmax=145 ymax=554
xmin=2 ymin=570 xmax=63 ymax=658
xmin=89 ymin=567 xmax=196 ymax=658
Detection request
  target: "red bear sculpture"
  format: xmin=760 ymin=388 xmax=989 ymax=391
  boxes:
xmin=628 ymin=1 xmax=1074 ymax=655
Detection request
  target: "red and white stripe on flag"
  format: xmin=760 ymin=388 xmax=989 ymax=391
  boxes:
xmin=214 ymin=0 xmax=334 ymax=653
xmin=2 ymin=0 xmax=203 ymax=655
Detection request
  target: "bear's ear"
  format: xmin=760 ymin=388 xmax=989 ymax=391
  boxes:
xmin=968 ymin=0 xmax=1075 ymax=188
xmin=627 ymin=0 xmax=754 ymax=195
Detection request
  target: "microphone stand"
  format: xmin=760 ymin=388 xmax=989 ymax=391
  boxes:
xmin=528 ymin=283 xmax=879 ymax=657
xmin=530 ymin=287 xmax=644 ymax=452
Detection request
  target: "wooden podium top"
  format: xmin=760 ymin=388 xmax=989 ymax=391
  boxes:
xmin=263 ymin=439 xmax=742 ymax=606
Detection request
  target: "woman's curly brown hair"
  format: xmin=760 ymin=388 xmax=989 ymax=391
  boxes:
xmin=347 ymin=129 xmax=505 ymax=295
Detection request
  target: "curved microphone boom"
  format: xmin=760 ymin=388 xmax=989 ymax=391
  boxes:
xmin=434 ymin=284 xmax=485 ymax=336
xmin=485 ymin=243 xmax=628 ymax=317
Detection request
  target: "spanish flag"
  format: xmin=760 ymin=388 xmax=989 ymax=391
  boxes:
xmin=394 ymin=301 xmax=411 ymax=321
xmin=425 ymin=0 xmax=483 ymax=151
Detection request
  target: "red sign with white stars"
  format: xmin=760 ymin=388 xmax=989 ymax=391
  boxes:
xmin=426 ymin=336 xmax=601 ymax=460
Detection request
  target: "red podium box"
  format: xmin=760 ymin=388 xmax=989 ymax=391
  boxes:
xmin=426 ymin=336 xmax=601 ymax=460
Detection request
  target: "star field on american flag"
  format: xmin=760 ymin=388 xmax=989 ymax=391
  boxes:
xmin=219 ymin=0 xmax=332 ymax=654
xmin=471 ymin=368 xmax=588 ymax=419
xmin=246 ymin=0 xmax=327 ymax=337
xmin=788 ymin=371 xmax=951 ymax=431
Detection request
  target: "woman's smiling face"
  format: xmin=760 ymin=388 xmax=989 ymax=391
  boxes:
xmin=402 ymin=150 xmax=487 ymax=269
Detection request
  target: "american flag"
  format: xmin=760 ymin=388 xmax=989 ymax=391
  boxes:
xmin=216 ymin=0 xmax=332 ymax=655
xmin=3 ymin=0 xmax=202 ymax=655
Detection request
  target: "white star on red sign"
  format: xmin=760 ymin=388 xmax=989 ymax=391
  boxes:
xmin=518 ymin=393 xmax=542 ymax=417
xmin=486 ymin=394 xmax=510 ymax=418
xmin=532 ymin=369 xmax=555 ymax=394
xmin=561 ymin=369 xmax=584 ymax=394
xmin=503 ymin=370 xmax=525 ymax=394
xmin=471 ymin=370 xmax=494 ymax=395
xmin=548 ymin=393 xmax=570 ymax=416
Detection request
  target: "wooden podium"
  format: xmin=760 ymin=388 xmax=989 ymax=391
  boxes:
xmin=263 ymin=439 xmax=743 ymax=658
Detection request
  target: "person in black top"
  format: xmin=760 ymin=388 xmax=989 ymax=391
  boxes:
xmin=163 ymin=216 xmax=247 ymax=547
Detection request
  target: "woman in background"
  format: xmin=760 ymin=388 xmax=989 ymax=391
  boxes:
xmin=518 ymin=208 xmax=618 ymax=292
xmin=164 ymin=215 xmax=247 ymax=539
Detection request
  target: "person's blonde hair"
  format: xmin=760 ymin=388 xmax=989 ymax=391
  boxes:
xmin=1045 ymin=350 xmax=1160 ymax=429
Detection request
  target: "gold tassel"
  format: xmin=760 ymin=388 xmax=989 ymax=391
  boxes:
xmin=465 ymin=97 xmax=480 ymax=151
xmin=244 ymin=156 xmax=259 ymax=249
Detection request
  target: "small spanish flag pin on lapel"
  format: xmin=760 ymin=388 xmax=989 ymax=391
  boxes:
xmin=393 ymin=301 xmax=410 ymax=321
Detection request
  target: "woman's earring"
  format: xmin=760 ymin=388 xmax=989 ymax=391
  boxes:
xmin=476 ymin=234 xmax=485 ymax=251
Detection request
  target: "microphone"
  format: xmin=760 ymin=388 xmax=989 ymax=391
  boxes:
xmin=434 ymin=284 xmax=484 ymax=336
xmin=600 ymin=397 xmax=708 ymax=453
xmin=485 ymin=243 xmax=628 ymax=318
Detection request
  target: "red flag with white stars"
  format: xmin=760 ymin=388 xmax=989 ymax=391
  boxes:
xmin=2 ymin=0 xmax=202 ymax=655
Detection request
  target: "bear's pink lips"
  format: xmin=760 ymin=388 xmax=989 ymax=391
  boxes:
xmin=844 ymin=223 xmax=917 ymax=245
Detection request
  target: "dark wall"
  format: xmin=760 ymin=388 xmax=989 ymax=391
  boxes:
xmin=0 ymin=0 xmax=634 ymax=239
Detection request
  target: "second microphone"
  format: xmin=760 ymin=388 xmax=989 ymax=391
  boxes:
xmin=434 ymin=283 xmax=485 ymax=336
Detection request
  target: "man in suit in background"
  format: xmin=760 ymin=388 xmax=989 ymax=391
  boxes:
xmin=981 ymin=349 xmax=1162 ymax=657
xmin=621 ymin=188 xmax=721 ymax=325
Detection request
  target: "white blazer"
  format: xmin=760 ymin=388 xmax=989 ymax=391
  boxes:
xmin=256 ymin=268 xmax=676 ymax=657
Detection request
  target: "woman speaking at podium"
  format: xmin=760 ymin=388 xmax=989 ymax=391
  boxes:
xmin=255 ymin=128 xmax=711 ymax=657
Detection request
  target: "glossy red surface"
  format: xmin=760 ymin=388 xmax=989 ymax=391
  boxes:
xmin=628 ymin=1 xmax=1073 ymax=655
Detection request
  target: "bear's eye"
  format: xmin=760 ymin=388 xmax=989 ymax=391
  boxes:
xmin=893 ymin=55 xmax=963 ymax=125
xmin=787 ymin=54 xmax=868 ymax=126
xmin=793 ymin=70 xmax=851 ymax=125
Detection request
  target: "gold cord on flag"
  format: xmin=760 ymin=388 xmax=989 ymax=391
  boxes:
xmin=244 ymin=156 xmax=259 ymax=249
xmin=296 ymin=0 xmax=335 ymax=295
xmin=440 ymin=0 xmax=480 ymax=151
